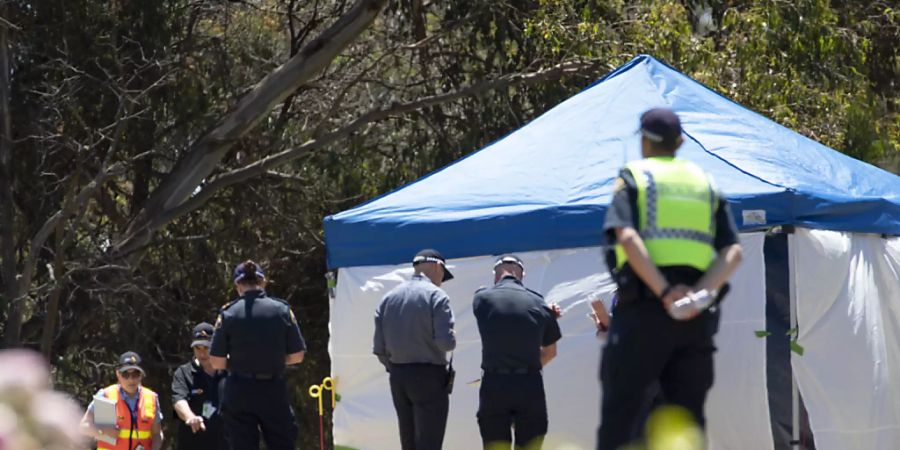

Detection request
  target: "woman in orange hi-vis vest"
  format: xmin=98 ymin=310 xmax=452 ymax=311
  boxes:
xmin=79 ymin=351 xmax=164 ymax=450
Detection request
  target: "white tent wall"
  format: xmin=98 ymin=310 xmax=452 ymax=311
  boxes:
xmin=706 ymin=232 xmax=773 ymax=449
xmin=791 ymin=229 xmax=900 ymax=450
xmin=329 ymin=233 xmax=771 ymax=449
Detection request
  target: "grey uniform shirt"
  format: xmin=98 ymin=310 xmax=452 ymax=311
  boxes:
xmin=373 ymin=274 xmax=456 ymax=369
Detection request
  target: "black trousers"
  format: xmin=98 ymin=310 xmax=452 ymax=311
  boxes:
xmin=477 ymin=373 xmax=547 ymax=449
xmin=221 ymin=376 xmax=298 ymax=450
xmin=596 ymin=298 xmax=717 ymax=450
xmin=176 ymin=417 xmax=226 ymax=450
xmin=389 ymin=363 xmax=450 ymax=450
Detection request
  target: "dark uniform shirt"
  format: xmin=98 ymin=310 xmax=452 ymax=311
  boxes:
xmin=473 ymin=276 xmax=562 ymax=371
xmin=603 ymin=167 xmax=740 ymax=300
xmin=171 ymin=359 xmax=226 ymax=450
xmin=210 ymin=290 xmax=306 ymax=374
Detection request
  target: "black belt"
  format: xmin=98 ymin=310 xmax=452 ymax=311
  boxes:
xmin=483 ymin=367 xmax=541 ymax=375
xmin=229 ymin=371 xmax=283 ymax=380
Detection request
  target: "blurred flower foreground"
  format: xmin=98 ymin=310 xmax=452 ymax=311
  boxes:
xmin=0 ymin=349 xmax=84 ymax=450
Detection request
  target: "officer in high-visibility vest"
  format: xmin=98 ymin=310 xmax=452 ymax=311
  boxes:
xmin=596 ymin=107 xmax=743 ymax=450
xmin=79 ymin=351 xmax=164 ymax=450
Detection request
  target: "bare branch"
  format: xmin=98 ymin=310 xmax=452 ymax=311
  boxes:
xmin=141 ymin=58 xmax=608 ymax=231
xmin=116 ymin=0 xmax=390 ymax=255
xmin=3 ymin=94 xmax=132 ymax=345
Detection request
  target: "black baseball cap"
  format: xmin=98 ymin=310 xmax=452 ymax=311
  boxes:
xmin=493 ymin=254 xmax=525 ymax=270
xmin=639 ymin=107 xmax=682 ymax=146
xmin=412 ymin=249 xmax=454 ymax=282
xmin=117 ymin=351 xmax=144 ymax=374
xmin=191 ymin=322 xmax=215 ymax=348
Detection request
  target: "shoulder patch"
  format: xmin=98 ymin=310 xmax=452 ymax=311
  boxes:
xmin=289 ymin=309 xmax=298 ymax=325
xmin=613 ymin=177 xmax=625 ymax=192
xmin=220 ymin=299 xmax=237 ymax=310
xmin=214 ymin=313 xmax=223 ymax=330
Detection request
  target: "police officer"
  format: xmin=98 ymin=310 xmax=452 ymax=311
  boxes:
xmin=473 ymin=255 xmax=562 ymax=450
xmin=171 ymin=322 xmax=226 ymax=450
xmin=373 ymin=248 xmax=457 ymax=450
xmin=210 ymin=260 xmax=307 ymax=450
xmin=596 ymin=108 xmax=743 ymax=450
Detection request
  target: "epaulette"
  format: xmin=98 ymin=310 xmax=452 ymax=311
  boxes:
xmin=474 ymin=286 xmax=488 ymax=294
xmin=220 ymin=299 xmax=238 ymax=311
xmin=526 ymin=287 xmax=544 ymax=299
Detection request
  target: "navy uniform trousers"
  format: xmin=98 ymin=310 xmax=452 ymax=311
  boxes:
xmin=221 ymin=375 xmax=298 ymax=450
xmin=478 ymin=372 xmax=547 ymax=449
xmin=597 ymin=298 xmax=717 ymax=450
xmin=389 ymin=363 xmax=450 ymax=450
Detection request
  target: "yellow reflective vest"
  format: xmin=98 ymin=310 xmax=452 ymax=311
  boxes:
xmin=614 ymin=157 xmax=716 ymax=272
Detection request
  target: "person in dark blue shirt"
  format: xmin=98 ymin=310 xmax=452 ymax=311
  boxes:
xmin=172 ymin=322 xmax=226 ymax=450
xmin=473 ymin=255 xmax=562 ymax=450
xmin=210 ymin=260 xmax=306 ymax=450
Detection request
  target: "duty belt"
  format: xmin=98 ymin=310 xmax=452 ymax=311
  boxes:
xmin=483 ymin=367 xmax=541 ymax=375
xmin=229 ymin=372 xmax=283 ymax=380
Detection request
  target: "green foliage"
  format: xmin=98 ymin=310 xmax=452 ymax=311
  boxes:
xmin=515 ymin=0 xmax=897 ymax=171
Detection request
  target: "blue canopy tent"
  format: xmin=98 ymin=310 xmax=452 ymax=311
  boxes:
xmin=324 ymin=55 xmax=899 ymax=269
xmin=323 ymin=56 xmax=900 ymax=450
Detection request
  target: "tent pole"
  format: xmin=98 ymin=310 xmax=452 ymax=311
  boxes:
xmin=788 ymin=232 xmax=800 ymax=448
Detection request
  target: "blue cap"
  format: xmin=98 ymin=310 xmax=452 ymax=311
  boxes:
xmin=117 ymin=351 xmax=144 ymax=374
xmin=640 ymin=107 xmax=682 ymax=146
xmin=191 ymin=322 xmax=214 ymax=348
xmin=233 ymin=261 xmax=265 ymax=282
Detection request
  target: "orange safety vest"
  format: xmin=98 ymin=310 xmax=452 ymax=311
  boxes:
xmin=97 ymin=384 xmax=157 ymax=450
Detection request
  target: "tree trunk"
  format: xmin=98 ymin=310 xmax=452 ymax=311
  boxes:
xmin=39 ymin=217 xmax=67 ymax=357
xmin=0 ymin=3 xmax=21 ymax=347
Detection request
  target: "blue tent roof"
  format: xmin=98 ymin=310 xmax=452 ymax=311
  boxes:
xmin=324 ymin=55 xmax=900 ymax=269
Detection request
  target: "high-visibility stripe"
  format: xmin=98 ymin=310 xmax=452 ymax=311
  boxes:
xmin=638 ymin=168 xmax=715 ymax=244
xmin=117 ymin=429 xmax=151 ymax=439
xmin=104 ymin=385 xmax=119 ymax=401
xmin=641 ymin=228 xmax=713 ymax=244
xmin=142 ymin=391 xmax=156 ymax=420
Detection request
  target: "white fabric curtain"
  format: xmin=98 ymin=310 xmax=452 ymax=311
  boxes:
xmin=706 ymin=233 xmax=774 ymax=449
xmin=330 ymin=234 xmax=769 ymax=449
xmin=791 ymin=229 xmax=900 ymax=450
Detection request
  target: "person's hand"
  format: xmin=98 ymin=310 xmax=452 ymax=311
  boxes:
xmin=661 ymin=284 xmax=701 ymax=319
xmin=185 ymin=415 xmax=206 ymax=433
xmin=97 ymin=426 xmax=119 ymax=440
xmin=548 ymin=303 xmax=562 ymax=318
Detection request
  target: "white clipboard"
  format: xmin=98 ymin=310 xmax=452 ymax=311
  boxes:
xmin=92 ymin=394 xmax=118 ymax=445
